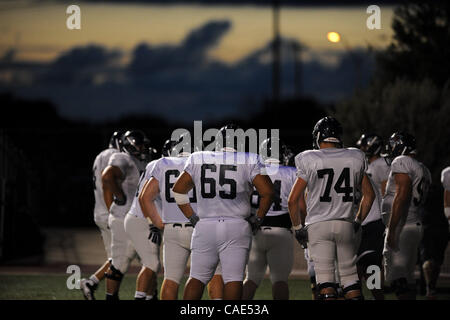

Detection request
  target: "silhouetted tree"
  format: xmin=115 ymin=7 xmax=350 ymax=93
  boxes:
xmin=333 ymin=2 xmax=450 ymax=215
xmin=376 ymin=2 xmax=450 ymax=87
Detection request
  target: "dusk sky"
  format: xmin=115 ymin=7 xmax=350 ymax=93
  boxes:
xmin=0 ymin=1 xmax=396 ymax=123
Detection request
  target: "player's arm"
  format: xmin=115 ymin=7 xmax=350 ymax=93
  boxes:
xmin=139 ymin=177 xmax=164 ymax=230
xmin=101 ymin=165 xmax=126 ymax=211
xmin=252 ymin=174 xmax=274 ymax=220
xmin=288 ymin=177 xmax=308 ymax=247
xmin=355 ymin=173 xmax=375 ymax=223
xmin=444 ymin=189 xmax=450 ymax=222
xmin=288 ymin=177 xmax=307 ymax=228
xmin=172 ymin=171 xmax=198 ymax=225
xmin=381 ymin=180 xmax=387 ymax=197
xmin=387 ymin=173 xmax=412 ymax=249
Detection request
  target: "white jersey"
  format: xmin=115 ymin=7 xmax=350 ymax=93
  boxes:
xmin=361 ymin=175 xmax=382 ymax=226
xmin=367 ymin=157 xmax=390 ymax=196
xmin=151 ymin=156 xmax=197 ymax=223
xmin=128 ymin=159 xmax=161 ymax=219
xmin=183 ymin=151 xmax=264 ymax=219
xmin=442 ymin=167 xmax=450 ymax=190
xmin=362 ymin=157 xmax=389 ymax=225
xmin=295 ymin=147 xmax=367 ymax=226
xmin=93 ymin=148 xmax=119 ymax=220
xmin=108 ymin=152 xmax=147 ymax=217
xmin=382 ymin=155 xmax=432 ymax=224
xmin=252 ymin=164 xmax=296 ymax=217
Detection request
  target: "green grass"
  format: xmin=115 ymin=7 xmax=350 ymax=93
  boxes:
xmin=0 ymin=274 xmax=449 ymax=300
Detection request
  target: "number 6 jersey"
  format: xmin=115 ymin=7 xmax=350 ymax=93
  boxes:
xmin=151 ymin=156 xmax=197 ymax=223
xmin=382 ymin=155 xmax=432 ymax=224
xmin=183 ymin=151 xmax=265 ymax=219
xmin=295 ymin=147 xmax=367 ymax=226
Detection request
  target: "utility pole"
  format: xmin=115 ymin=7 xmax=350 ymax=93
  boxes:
xmin=292 ymin=41 xmax=303 ymax=97
xmin=272 ymin=0 xmax=281 ymax=104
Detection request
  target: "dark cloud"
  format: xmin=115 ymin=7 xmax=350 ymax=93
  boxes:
xmin=182 ymin=20 xmax=231 ymax=59
xmin=128 ymin=20 xmax=230 ymax=77
xmin=0 ymin=19 xmax=374 ymax=123
xmin=41 ymin=45 xmax=122 ymax=85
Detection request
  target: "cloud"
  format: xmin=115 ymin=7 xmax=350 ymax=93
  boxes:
xmin=0 ymin=19 xmax=374 ymax=123
xmin=40 ymin=44 xmax=122 ymax=85
xmin=128 ymin=20 xmax=231 ymax=77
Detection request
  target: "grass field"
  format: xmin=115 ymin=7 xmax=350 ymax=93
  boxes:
xmin=1 ymin=274 xmax=450 ymax=300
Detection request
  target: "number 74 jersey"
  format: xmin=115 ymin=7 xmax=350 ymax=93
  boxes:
xmin=295 ymin=147 xmax=367 ymax=226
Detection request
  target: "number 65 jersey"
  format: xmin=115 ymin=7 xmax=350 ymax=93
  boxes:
xmin=382 ymin=155 xmax=432 ymax=224
xmin=295 ymin=148 xmax=367 ymax=226
xmin=183 ymin=151 xmax=264 ymax=220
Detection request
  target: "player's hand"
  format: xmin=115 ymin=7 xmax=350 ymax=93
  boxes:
xmin=188 ymin=213 xmax=200 ymax=228
xmin=294 ymin=226 xmax=308 ymax=249
xmin=148 ymin=224 xmax=162 ymax=245
xmin=246 ymin=215 xmax=263 ymax=235
xmin=113 ymin=194 xmax=127 ymax=206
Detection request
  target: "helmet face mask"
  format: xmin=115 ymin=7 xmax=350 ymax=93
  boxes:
xmin=312 ymin=116 xmax=343 ymax=149
xmin=385 ymin=131 xmax=417 ymax=162
xmin=109 ymin=130 xmax=124 ymax=151
xmin=122 ymin=130 xmax=149 ymax=160
xmin=356 ymin=133 xmax=383 ymax=157
xmin=162 ymin=139 xmax=178 ymax=157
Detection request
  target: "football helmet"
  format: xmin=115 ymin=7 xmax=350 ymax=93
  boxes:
xmin=163 ymin=132 xmax=201 ymax=157
xmin=162 ymin=139 xmax=178 ymax=157
xmin=121 ymin=130 xmax=150 ymax=160
xmin=141 ymin=140 xmax=158 ymax=162
xmin=312 ymin=116 xmax=343 ymax=149
xmin=108 ymin=130 xmax=124 ymax=151
xmin=385 ymin=131 xmax=417 ymax=160
xmin=215 ymin=123 xmax=244 ymax=152
xmin=356 ymin=133 xmax=383 ymax=157
xmin=259 ymin=137 xmax=294 ymax=166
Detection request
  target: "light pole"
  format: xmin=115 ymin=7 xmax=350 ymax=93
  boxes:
xmin=327 ymin=31 xmax=362 ymax=91
xmin=291 ymin=41 xmax=303 ymax=97
xmin=272 ymin=0 xmax=281 ymax=104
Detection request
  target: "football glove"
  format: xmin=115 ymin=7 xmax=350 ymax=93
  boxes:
xmin=294 ymin=226 xmax=308 ymax=249
xmin=113 ymin=194 xmax=127 ymax=206
xmin=188 ymin=213 xmax=200 ymax=228
xmin=246 ymin=215 xmax=263 ymax=235
xmin=148 ymin=224 xmax=162 ymax=245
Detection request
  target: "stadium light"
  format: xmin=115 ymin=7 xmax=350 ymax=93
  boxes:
xmin=327 ymin=31 xmax=341 ymax=43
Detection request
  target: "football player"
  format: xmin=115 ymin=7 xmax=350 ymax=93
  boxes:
xmin=356 ymin=133 xmax=389 ymax=300
xmin=442 ymin=166 xmax=450 ymax=229
xmin=79 ymin=131 xmax=123 ymax=300
xmin=288 ymin=116 xmax=375 ymax=300
xmin=123 ymin=140 xmax=161 ymax=300
xmin=101 ymin=130 xmax=149 ymax=300
xmin=242 ymin=137 xmax=296 ymax=300
xmin=172 ymin=124 xmax=275 ymax=300
xmin=382 ymin=132 xmax=432 ymax=300
xmin=138 ymin=136 xmax=198 ymax=300
xmin=417 ymin=166 xmax=450 ymax=299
